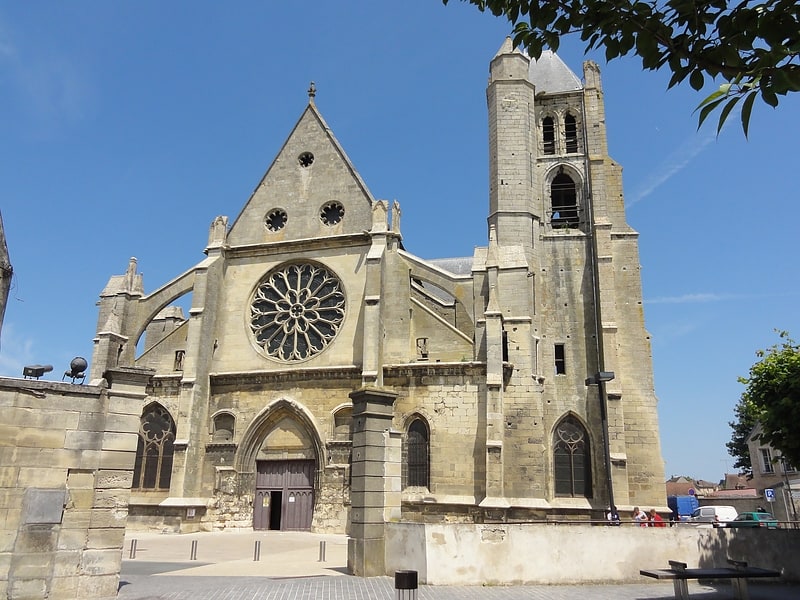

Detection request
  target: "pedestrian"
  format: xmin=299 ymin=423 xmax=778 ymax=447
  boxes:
xmin=649 ymin=508 xmax=665 ymax=527
xmin=632 ymin=506 xmax=648 ymax=526
xmin=607 ymin=505 xmax=621 ymax=526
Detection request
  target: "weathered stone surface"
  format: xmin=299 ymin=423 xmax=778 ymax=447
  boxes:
xmin=0 ymin=375 xmax=142 ymax=599
xmin=0 ymin=467 xmax=19 ymax=487
xmin=8 ymin=577 xmax=48 ymax=600
xmin=87 ymin=527 xmax=125 ymax=549
xmin=95 ymin=470 xmax=133 ymax=489
xmin=89 ymin=507 xmax=128 ymax=529
xmin=79 ymin=548 xmax=123 ymax=576
xmin=58 ymin=45 xmax=666 ymax=585
xmin=77 ymin=573 xmax=120 ymax=599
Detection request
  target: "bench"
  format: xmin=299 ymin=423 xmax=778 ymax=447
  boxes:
xmin=640 ymin=559 xmax=780 ymax=600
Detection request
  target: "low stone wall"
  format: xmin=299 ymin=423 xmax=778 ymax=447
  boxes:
xmin=0 ymin=368 xmax=149 ymax=600
xmin=385 ymin=522 xmax=800 ymax=585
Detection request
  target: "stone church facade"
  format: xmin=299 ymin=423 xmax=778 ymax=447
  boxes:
xmin=90 ymin=40 xmax=665 ymax=534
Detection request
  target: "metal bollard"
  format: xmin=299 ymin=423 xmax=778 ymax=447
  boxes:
xmin=395 ymin=570 xmax=418 ymax=600
xmin=254 ymin=540 xmax=261 ymax=561
xmin=129 ymin=539 xmax=137 ymax=559
xmin=190 ymin=539 xmax=198 ymax=560
xmin=318 ymin=540 xmax=326 ymax=562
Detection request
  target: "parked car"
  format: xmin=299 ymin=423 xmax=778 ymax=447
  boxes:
xmin=727 ymin=511 xmax=779 ymax=529
xmin=688 ymin=505 xmax=738 ymax=527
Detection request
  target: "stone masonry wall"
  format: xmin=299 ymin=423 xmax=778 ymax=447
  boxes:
xmin=0 ymin=370 xmax=145 ymax=600
xmin=386 ymin=522 xmax=800 ymax=585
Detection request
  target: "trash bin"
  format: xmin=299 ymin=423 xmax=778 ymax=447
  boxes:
xmin=395 ymin=569 xmax=418 ymax=600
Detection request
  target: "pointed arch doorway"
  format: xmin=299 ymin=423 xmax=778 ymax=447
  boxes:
xmin=244 ymin=408 xmax=321 ymax=531
xmin=254 ymin=459 xmax=315 ymax=530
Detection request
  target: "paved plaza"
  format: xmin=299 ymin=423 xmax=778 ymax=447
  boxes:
xmin=118 ymin=531 xmax=798 ymax=600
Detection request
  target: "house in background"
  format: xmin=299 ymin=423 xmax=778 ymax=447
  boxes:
xmin=665 ymin=475 xmax=720 ymax=498
xmin=747 ymin=423 xmax=799 ymax=522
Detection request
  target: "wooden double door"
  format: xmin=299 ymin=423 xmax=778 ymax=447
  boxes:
xmin=253 ymin=459 xmax=315 ymax=531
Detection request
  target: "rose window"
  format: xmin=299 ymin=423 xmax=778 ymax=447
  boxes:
xmin=265 ymin=208 xmax=287 ymax=232
xmin=250 ymin=262 xmax=345 ymax=361
xmin=320 ymin=201 xmax=344 ymax=225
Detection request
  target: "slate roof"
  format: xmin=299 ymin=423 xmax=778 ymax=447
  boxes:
xmin=427 ymin=257 xmax=474 ymax=276
xmin=414 ymin=257 xmax=473 ymax=304
xmin=528 ymin=50 xmax=583 ymax=93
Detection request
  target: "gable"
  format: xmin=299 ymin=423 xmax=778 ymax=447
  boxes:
xmin=227 ymin=103 xmax=376 ymax=247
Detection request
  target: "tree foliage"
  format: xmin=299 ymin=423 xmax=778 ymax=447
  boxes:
xmin=726 ymin=395 xmax=758 ymax=476
xmin=444 ymin=0 xmax=800 ymax=135
xmin=730 ymin=331 xmax=800 ymax=473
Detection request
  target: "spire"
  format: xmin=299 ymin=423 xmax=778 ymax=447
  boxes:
xmin=0 ymin=211 xmax=12 ymax=348
xmin=489 ymin=37 xmax=530 ymax=82
xmin=493 ymin=36 xmax=515 ymax=59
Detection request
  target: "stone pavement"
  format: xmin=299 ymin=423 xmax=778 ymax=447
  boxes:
xmin=118 ymin=530 xmax=798 ymax=600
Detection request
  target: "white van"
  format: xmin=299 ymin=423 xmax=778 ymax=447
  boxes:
xmin=689 ymin=505 xmax=738 ymax=527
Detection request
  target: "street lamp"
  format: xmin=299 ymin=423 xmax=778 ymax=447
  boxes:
xmin=586 ymin=371 xmax=615 ymax=515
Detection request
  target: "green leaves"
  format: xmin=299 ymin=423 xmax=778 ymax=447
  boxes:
xmin=689 ymin=70 xmax=705 ymax=91
xmin=446 ymin=0 xmax=800 ymax=136
xmin=734 ymin=331 xmax=800 ymax=471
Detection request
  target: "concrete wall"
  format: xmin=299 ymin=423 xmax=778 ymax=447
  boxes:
xmin=385 ymin=522 xmax=800 ymax=585
xmin=0 ymin=368 xmax=148 ymax=600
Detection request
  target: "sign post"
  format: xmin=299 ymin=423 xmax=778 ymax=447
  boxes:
xmin=765 ymin=488 xmax=775 ymax=503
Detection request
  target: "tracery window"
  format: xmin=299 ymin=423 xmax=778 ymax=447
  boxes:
xmin=406 ymin=418 xmax=430 ymax=488
xmin=551 ymin=172 xmax=579 ymax=228
xmin=250 ymin=262 xmax=346 ymax=361
xmin=132 ymin=404 xmax=175 ymax=490
xmin=553 ymin=416 xmax=592 ymax=498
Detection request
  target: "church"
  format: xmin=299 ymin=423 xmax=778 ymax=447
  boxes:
xmin=89 ymin=39 xmax=665 ymax=534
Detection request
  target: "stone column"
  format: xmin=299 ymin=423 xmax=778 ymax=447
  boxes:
xmin=347 ymin=387 xmax=398 ymax=577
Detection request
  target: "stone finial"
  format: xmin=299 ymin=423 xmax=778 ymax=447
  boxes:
xmin=208 ymin=215 xmax=228 ymax=247
xmin=371 ymin=201 xmax=389 ymax=232
xmin=486 ymin=224 xmax=499 ymax=264
xmin=391 ymin=200 xmax=401 ymax=234
xmin=583 ymin=60 xmax=603 ymax=91
xmin=124 ymin=257 xmax=144 ymax=295
xmin=308 ymin=81 xmax=317 ymax=101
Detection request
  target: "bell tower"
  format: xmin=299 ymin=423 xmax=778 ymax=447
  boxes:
xmin=487 ymin=38 xmax=537 ymax=251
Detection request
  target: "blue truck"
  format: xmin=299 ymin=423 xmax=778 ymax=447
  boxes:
xmin=668 ymin=494 xmax=700 ymax=521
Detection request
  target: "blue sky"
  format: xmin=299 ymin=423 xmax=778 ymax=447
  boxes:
xmin=1 ymin=1 xmax=798 ymax=483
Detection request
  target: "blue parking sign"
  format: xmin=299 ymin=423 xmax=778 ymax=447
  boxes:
xmin=765 ymin=488 xmax=775 ymax=502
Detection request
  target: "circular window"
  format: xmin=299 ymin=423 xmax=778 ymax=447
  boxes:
xmin=320 ymin=201 xmax=344 ymax=226
xmin=265 ymin=208 xmax=287 ymax=232
xmin=298 ymin=152 xmax=314 ymax=167
xmin=250 ymin=262 xmax=346 ymax=361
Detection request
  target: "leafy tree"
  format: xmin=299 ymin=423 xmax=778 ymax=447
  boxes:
xmin=726 ymin=395 xmax=758 ymax=477
xmin=731 ymin=331 xmax=800 ymax=472
xmin=443 ymin=0 xmax=800 ymax=135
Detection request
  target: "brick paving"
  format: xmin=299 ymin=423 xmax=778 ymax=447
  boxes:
xmin=117 ymin=531 xmax=798 ymax=600
xmin=117 ymin=572 xmax=797 ymax=600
